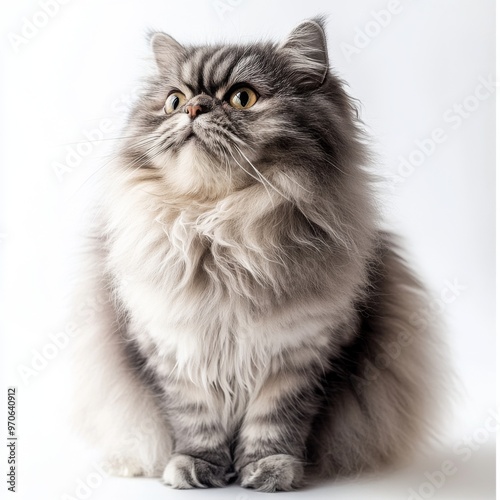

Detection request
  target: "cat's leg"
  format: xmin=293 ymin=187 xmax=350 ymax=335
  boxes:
xmin=71 ymin=300 xmax=172 ymax=477
xmin=161 ymin=379 xmax=234 ymax=488
xmin=306 ymin=241 xmax=447 ymax=478
xmin=234 ymin=355 xmax=326 ymax=492
xmin=70 ymin=249 xmax=171 ymax=477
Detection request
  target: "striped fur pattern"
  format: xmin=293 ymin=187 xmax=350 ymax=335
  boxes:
xmin=72 ymin=19 xmax=446 ymax=492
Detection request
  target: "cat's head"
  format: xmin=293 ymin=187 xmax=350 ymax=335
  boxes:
xmin=122 ymin=18 xmax=366 ymax=201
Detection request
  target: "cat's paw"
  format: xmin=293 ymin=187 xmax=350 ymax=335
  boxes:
xmin=162 ymin=454 xmax=233 ymax=489
xmin=239 ymin=454 xmax=304 ymax=492
xmin=102 ymin=456 xmax=148 ymax=477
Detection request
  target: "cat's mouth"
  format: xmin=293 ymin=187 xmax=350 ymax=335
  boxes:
xmin=181 ymin=125 xmax=198 ymax=143
xmin=181 ymin=124 xmax=211 ymax=148
xmin=175 ymin=122 xmax=221 ymax=155
xmin=169 ymin=130 xmax=195 ymax=152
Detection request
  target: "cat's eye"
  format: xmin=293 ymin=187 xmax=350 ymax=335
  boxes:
xmin=228 ymin=86 xmax=258 ymax=110
xmin=164 ymin=92 xmax=186 ymax=114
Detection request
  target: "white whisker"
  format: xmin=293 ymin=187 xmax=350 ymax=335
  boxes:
xmin=228 ymin=148 xmax=275 ymax=208
xmin=233 ymin=145 xmax=292 ymax=203
xmin=279 ymin=170 xmax=314 ymax=194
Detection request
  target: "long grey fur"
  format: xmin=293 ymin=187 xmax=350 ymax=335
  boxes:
xmin=70 ymin=18 xmax=447 ymax=492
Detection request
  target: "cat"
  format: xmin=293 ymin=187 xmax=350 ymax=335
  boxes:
xmin=71 ymin=17 xmax=446 ymax=492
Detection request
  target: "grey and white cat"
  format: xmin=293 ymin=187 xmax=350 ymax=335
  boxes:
xmin=72 ymin=18 xmax=445 ymax=492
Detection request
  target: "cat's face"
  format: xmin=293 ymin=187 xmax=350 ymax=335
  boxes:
xmin=122 ymin=20 xmax=357 ymax=199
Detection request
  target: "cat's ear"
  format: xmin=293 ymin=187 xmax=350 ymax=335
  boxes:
xmin=149 ymin=32 xmax=184 ymax=70
xmin=279 ymin=19 xmax=329 ymax=89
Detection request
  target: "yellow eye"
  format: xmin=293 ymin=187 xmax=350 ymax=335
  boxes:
xmin=164 ymin=92 xmax=186 ymax=113
xmin=228 ymin=86 xmax=258 ymax=109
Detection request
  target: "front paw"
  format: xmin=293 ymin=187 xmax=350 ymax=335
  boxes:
xmin=239 ymin=454 xmax=304 ymax=492
xmin=162 ymin=454 xmax=233 ymax=489
xmin=103 ymin=455 xmax=162 ymax=478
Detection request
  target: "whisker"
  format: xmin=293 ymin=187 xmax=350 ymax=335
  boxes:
xmin=52 ymin=134 xmax=152 ymax=148
xmin=233 ymin=145 xmax=292 ymax=203
xmin=323 ymin=156 xmax=348 ymax=176
xmin=67 ymin=135 xmax=161 ymax=200
xmin=278 ymin=170 xmax=314 ymax=194
xmin=120 ymin=142 xmax=166 ymax=182
xmin=228 ymin=148 xmax=275 ymax=208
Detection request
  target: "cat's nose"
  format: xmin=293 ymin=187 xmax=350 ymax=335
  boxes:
xmin=185 ymin=95 xmax=213 ymax=119
xmin=186 ymin=105 xmax=204 ymax=119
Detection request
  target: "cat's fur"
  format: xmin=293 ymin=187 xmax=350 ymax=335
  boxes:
xmin=71 ymin=19 xmax=445 ymax=492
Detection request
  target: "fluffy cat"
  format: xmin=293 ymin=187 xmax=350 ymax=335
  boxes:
xmin=71 ymin=18 xmax=445 ymax=492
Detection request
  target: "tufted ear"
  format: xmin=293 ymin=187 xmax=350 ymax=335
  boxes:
xmin=279 ymin=19 xmax=329 ymax=89
xmin=149 ymin=32 xmax=184 ymax=70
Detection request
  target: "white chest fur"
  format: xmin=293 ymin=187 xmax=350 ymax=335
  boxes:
xmin=105 ymin=173 xmax=346 ymax=398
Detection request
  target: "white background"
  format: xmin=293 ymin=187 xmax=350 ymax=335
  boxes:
xmin=0 ymin=1 xmax=496 ymax=499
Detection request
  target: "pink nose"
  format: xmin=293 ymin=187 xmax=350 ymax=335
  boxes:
xmin=186 ymin=105 xmax=203 ymax=119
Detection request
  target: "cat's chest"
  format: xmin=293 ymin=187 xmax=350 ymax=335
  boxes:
xmin=121 ymin=267 xmax=335 ymax=385
xmin=111 ymin=207 xmax=214 ymax=294
xmin=108 ymin=201 xmax=338 ymax=386
xmin=110 ymin=208 xmax=245 ymax=341
xmin=109 ymin=202 xmax=262 ymax=330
